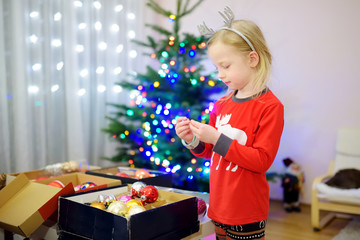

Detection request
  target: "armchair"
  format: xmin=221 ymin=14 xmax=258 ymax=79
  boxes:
xmin=311 ymin=128 xmax=360 ymax=231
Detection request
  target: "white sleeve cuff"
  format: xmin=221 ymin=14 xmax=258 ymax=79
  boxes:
xmin=181 ymin=136 xmax=200 ymax=149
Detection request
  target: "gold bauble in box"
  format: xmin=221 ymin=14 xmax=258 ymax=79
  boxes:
xmin=90 ymin=202 xmax=106 ymax=210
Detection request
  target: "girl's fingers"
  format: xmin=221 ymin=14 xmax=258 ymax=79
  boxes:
xmin=190 ymin=120 xmax=200 ymax=128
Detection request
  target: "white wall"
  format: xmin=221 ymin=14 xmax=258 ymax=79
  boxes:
xmin=144 ymin=0 xmax=360 ymax=203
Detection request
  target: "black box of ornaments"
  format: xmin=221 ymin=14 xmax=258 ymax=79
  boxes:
xmin=58 ymin=184 xmax=199 ymax=240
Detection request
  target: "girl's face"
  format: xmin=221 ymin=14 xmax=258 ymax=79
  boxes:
xmin=208 ymin=41 xmax=255 ymax=95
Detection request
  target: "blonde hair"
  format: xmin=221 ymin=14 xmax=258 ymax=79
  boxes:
xmin=208 ymin=20 xmax=272 ymax=98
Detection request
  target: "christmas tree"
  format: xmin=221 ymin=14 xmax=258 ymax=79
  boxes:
xmin=102 ymin=0 xmax=224 ymax=192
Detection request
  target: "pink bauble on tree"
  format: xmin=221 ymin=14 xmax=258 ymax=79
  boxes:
xmin=140 ymin=185 xmax=159 ymax=204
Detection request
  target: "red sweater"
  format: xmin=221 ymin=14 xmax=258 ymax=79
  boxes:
xmin=191 ymin=90 xmax=284 ymax=225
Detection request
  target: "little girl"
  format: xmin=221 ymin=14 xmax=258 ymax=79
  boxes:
xmin=175 ymin=7 xmax=284 ymax=240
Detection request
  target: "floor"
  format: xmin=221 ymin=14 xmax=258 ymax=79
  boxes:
xmin=202 ymin=200 xmax=352 ymax=240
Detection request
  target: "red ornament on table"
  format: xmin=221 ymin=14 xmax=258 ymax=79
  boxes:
xmin=135 ymin=169 xmax=151 ymax=179
xmin=140 ymin=185 xmax=159 ymax=204
xmin=197 ymin=198 xmax=207 ymax=220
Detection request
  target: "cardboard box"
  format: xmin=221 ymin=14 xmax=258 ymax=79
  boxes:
xmin=9 ymin=169 xmax=55 ymax=180
xmin=0 ymin=174 xmax=73 ymax=237
xmin=86 ymin=166 xmax=173 ymax=187
xmin=58 ymin=185 xmax=199 ymax=240
xmin=35 ymin=172 xmax=123 ymax=193
xmin=10 ymin=165 xmax=101 ymax=181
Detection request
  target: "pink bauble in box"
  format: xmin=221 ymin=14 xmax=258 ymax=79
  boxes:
xmin=118 ymin=195 xmax=132 ymax=203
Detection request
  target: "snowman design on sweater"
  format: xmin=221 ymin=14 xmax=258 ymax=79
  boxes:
xmin=212 ymin=114 xmax=248 ymax=172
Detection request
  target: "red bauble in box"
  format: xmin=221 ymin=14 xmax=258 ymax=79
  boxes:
xmin=140 ymin=185 xmax=158 ymax=204
xmin=48 ymin=180 xmax=65 ymax=188
xmin=135 ymin=169 xmax=151 ymax=179
xmin=197 ymin=198 xmax=207 ymax=220
xmin=115 ymin=172 xmax=129 ymax=178
xmin=33 ymin=176 xmax=49 ymax=181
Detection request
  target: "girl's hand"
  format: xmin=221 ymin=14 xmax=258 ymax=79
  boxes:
xmin=189 ymin=120 xmax=221 ymax=145
xmin=175 ymin=117 xmax=194 ymax=143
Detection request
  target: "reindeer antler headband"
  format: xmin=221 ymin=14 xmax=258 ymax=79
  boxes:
xmin=197 ymin=6 xmax=256 ymax=52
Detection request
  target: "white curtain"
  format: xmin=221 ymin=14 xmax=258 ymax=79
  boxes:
xmin=0 ymin=0 xmax=143 ymax=173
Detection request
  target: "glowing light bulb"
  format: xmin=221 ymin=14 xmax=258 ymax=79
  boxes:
xmin=208 ymin=80 xmax=215 ymax=87
xmin=113 ymin=85 xmax=122 ymax=93
xmin=96 ymin=66 xmax=104 ymax=74
xmin=161 ymin=51 xmax=169 ymax=58
xmin=29 ymin=11 xmax=39 ymax=18
xmin=110 ymin=24 xmax=119 ymax=32
xmin=128 ymin=30 xmax=136 ymax=39
xmin=78 ymin=23 xmax=87 ymax=30
xmin=98 ymin=42 xmax=107 ymax=50
xmin=77 ymin=88 xmax=86 ymax=96
xmin=29 ymin=34 xmax=38 ymax=44
xmin=127 ymin=13 xmax=135 ymax=20
xmin=93 ymin=1 xmax=101 ymax=9
xmin=51 ymin=84 xmax=60 ymax=92
xmin=80 ymin=69 xmax=88 ymax=78
xmin=75 ymin=44 xmax=84 ymax=52
xmin=114 ymin=5 xmax=123 ymax=12
xmin=32 ymin=63 xmax=42 ymax=71
xmin=97 ymin=85 xmax=106 ymax=93
xmin=56 ymin=62 xmax=64 ymax=71
xmin=94 ymin=21 xmax=102 ymax=31
xmin=73 ymin=1 xmax=83 ymax=7
xmin=168 ymin=14 xmax=176 ymax=22
xmin=116 ymin=44 xmax=124 ymax=53
xmin=191 ymin=79 xmax=197 ymax=85
xmin=51 ymin=39 xmax=62 ymax=47
xmin=114 ymin=67 xmax=122 ymax=75
xmin=126 ymin=109 xmax=134 ymax=116
xmin=54 ymin=12 xmax=62 ymax=21
xmin=129 ymin=50 xmax=137 ymax=58
xmin=28 ymin=85 xmax=39 ymax=94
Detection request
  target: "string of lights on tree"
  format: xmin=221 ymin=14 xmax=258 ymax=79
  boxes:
xmin=103 ymin=0 xmax=225 ymax=191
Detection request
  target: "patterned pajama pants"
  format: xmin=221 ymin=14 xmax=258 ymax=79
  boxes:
xmin=213 ymin=220 xmax=266 ymax=240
